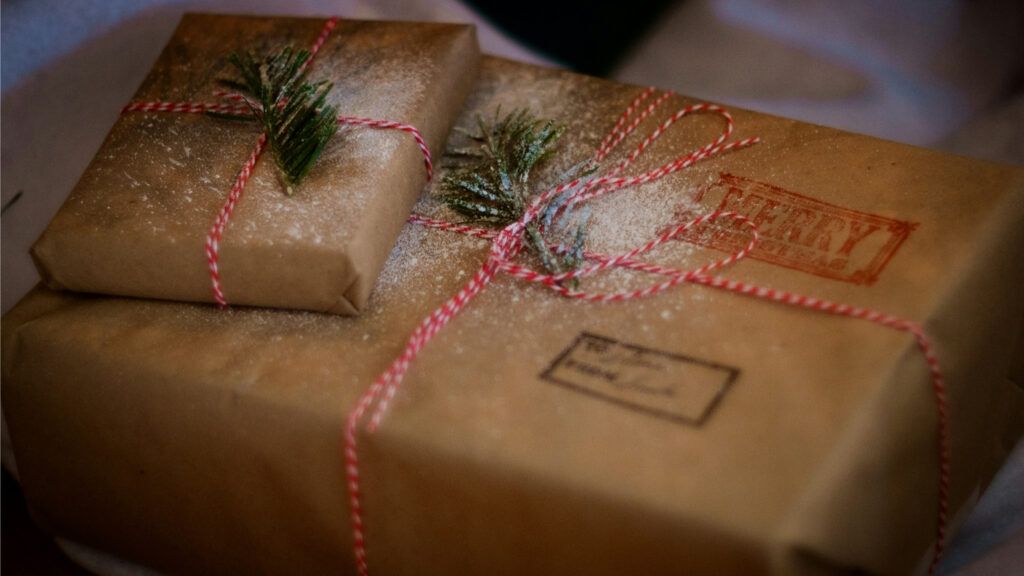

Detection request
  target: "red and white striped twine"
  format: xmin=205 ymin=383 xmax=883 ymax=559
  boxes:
xmin=338 ymin=116 xmax=434 ymax=181
xmin=123 ymin=18 xmax=952 ymax=574
xmin=348 ymin=89 xmax=951 ymax=575
xmin=120 ymin=16 xmax=433 ymax=307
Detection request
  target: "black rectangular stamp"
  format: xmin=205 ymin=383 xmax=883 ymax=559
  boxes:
xmin=540 ymin=332 xmax=740 ymax=426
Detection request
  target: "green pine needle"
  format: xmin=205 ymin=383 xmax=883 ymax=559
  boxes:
xmin=221 ymin=47 xmax=338 ymax=195
xmin=440 ymin=109 xmax=597 ymax=283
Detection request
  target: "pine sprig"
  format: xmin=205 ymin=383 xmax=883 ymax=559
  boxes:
xmin=222 ymin=47 xmax=338 ymax=195
xmin=440 ymin=109 xmax=596 ymax=281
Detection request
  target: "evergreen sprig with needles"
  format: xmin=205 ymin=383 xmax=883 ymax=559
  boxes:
xmin=440 ymin=109 xmax=597 ymax=283
xmin=216 ymin=47 xmax=338 ymax=195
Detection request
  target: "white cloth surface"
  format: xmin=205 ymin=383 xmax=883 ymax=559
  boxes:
xmin=615 ymin=0 xmax=1024 ymax=146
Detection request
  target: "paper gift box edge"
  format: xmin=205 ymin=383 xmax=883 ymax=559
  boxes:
xmin=774 ymin=175 xmax=1024 ymax=573
xmin=8 ymin=52 xmax=1024 ymax=574
xmin=28 ymin=14 xmax=481 ymax=315
xmin=6 ymin=173 xmax=1024 ymax=572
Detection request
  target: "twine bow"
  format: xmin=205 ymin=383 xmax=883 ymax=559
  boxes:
xmin=121 ymin=17 xmax=434 ymax=307
xmin=345 ymin=87 xmax=952 ymax=575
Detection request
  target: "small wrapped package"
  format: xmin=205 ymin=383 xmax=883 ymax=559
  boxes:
xmin=30 ymin=14 xmax=479 ymax=314
xmin=4 ymin=57 xmax=1024 ymax=575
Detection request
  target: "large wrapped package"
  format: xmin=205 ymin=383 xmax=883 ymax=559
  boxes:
xmin=4 ymin=56 xmax=1024 ymax=575
xmin=30 ymin=13 xmax=479 ymax=314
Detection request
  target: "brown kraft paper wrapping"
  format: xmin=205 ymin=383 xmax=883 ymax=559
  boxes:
xmin=30 ymin=14 xmax=480 ymax=315
xmin=4 ymin=57 xmax=1024 ymax=575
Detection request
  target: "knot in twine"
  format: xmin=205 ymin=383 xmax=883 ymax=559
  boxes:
xmin=345 ymin=87 xmax=952 ymax=576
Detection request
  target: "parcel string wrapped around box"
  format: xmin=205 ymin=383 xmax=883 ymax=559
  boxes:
xmin=345 ymin=86 xmax=951 ymax=576
xmin=31 ymin=14 xmax=480 ymax=314
xmin=121 ymin=17 xmax=434 ymax=308
xmin=4 ymin=55 xmax=1023 ymax=576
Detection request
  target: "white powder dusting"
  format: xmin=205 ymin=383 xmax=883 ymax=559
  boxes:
xmin=413 ymin=65 xmax=733 ymax=300
xmin=58 ymin=19 xmax=465 ymax=288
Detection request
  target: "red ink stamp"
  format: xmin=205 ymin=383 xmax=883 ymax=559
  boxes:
xmin=666 ymin=173 xmax=917 ymax=285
